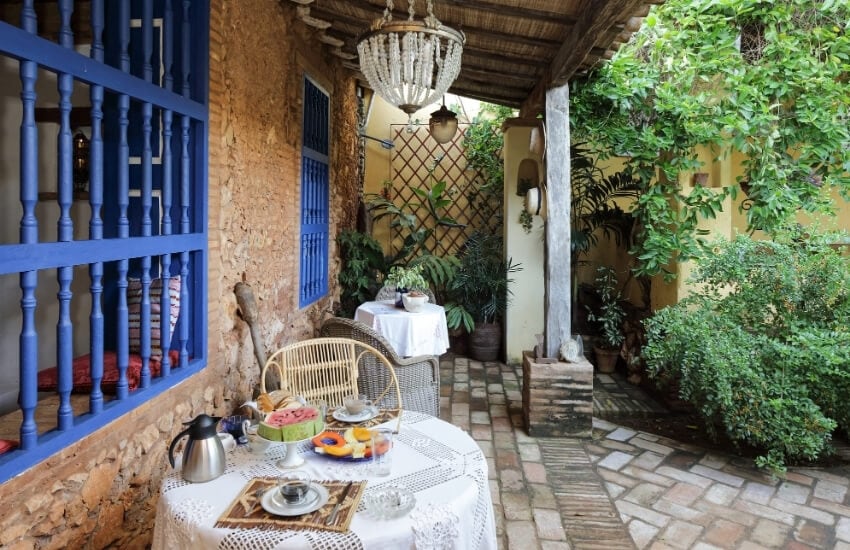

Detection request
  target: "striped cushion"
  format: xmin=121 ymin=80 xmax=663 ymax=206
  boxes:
xmin=128 ymin=276 xmax=181 ymax=358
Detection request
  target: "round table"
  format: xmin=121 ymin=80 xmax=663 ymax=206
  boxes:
xmin=354 ymin=300 xmax=450 ymax=357
xmin=152 ymin=411 xmax=497 ymax=550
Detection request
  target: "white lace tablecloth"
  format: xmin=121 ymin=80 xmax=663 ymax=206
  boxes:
xmin=152 ymin=412 xmax=496 ymax=550
xmin=354 ymin=300 xmax=450 ymax=357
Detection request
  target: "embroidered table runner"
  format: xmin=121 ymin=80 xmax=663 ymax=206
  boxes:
xmin=216 ymin=478 xmax=365 ymax=533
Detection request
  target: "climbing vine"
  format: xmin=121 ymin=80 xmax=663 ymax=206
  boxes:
xmin=571 ymin=0 xmax=850 ymax=279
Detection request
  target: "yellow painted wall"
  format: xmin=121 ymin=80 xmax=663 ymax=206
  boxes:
xmin=578 ymin=141 xmax=850 ymax=312
xmin=362 ymin=93 xmax=479 ymax=256
xmin=502 ymin=122 xmax=545 ymax=364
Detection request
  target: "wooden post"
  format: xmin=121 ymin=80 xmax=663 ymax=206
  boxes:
xmin=544 ymin=84 xmax=571 ymax=359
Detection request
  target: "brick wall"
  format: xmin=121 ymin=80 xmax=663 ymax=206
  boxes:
xmin=0 ymin=1 xmax=360 ymax=548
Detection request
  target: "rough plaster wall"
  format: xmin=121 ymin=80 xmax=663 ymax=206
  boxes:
xmin=215 ymin=0 xmax=360 ymax=400
xmin=0 ymin=1 xmax=360 ymax=548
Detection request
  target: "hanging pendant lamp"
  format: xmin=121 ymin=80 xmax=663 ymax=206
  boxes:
xmin=429 ymin=99 xmax=458 ymax=144
xmin=357 ymin=0 xmax=465 ymax=118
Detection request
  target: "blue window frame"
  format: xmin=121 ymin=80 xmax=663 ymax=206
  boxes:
xmin=299 ymin=77 xmax=329 ymax=307
xmin=0 ymin=0 xmax=208 ymax=482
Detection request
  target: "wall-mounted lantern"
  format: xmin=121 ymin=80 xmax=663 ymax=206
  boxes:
xmin=72 ymin=130 xmax=90 ymax=193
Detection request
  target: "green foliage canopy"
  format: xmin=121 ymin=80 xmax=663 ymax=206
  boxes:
xmin=571 ymin=0 xmax=850 ymax=279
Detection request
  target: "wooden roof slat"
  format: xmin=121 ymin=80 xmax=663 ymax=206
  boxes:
xmin=283 ymin=0 xmax=661 ymax=109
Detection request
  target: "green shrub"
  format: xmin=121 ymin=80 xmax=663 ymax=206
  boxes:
xmin=337 ymin=230 xmax=386 ymax=317
xmin=642 ymin=230 xmax=850 ymax=473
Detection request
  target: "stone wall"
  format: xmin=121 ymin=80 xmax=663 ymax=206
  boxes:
xmin=0 ymin=1 xmax=361 ymax=548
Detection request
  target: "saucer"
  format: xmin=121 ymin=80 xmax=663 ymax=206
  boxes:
xmin=332 ymin=406 xmax=378 ymax=423
xmin=261 ymin=483 xmax=329 ymax=516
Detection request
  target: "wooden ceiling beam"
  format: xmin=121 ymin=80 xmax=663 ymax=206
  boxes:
xmin=452 ymin=77 xmax=529 ymax=97
xmin=308 ymin=5 xmax=565 ymax=51
xmin=520 ymin=0 xmax=648 ymax=116
xmin=357 ymin=0 xmax=577 ymax=25
xmin=449 ymin=87 xmax=523 ymax=108
xmin=460 ymin=66 xmax=538 ymax=87
xmin=461 ymin=58 xmax=541 ymax=77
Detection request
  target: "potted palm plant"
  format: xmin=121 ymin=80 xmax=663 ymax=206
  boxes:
xmin=444 ymin=233 xmax=522 ymax=361
xmin=586 ymin=266 xmax=626 ymax=373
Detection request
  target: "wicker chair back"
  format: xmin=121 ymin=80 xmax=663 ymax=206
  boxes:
xmin=261 ymin=337 xmax=403 ymax=430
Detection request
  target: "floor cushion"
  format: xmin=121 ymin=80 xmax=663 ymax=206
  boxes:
xmin=37 ymin=350 xmax=180 ymax=394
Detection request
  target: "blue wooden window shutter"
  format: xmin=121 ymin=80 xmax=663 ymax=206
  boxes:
xmin=0 ymin=0 xmax=209 ymax=482
xmin=299 ymin=78 xmax=329 ymax=307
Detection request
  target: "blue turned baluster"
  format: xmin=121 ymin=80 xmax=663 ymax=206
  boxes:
xmin=159 ymin=0 xmax=175 ymax=377
xmin=18 ymin=0 xmax=39 ymax=450
xmin=138 ymin=0 xmax=155 ymax=387
xmin=115 ymin=0 xmax=131 ymax=399
xmin=178 ymin=0 xmax=191 ymax=368
xmin=56 ymin=0 xmax=75 ymax=430
xmin=88 ymin=0 xmax=105 ymax=413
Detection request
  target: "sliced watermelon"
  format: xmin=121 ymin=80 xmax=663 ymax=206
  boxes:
xmin=258 ymin=406 xmax=322 ymax=442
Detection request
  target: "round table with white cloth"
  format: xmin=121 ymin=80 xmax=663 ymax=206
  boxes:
xmin=354 ymin=300 xmax=450 ymax=357
xmin=152 ymin=411 xmax=497 ymax=550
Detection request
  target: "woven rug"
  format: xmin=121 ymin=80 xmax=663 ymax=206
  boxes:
xmin=216 ymin=478 xmax=365 ymax=533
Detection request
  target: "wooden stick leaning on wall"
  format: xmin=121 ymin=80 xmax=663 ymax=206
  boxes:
xmin=235 ymin=280 xmax=280 ymax=395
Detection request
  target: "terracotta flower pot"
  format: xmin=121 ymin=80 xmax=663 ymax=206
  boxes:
xmin=593 ymin=346 xmax=620 ymax=374
xmin=469 ymin=322 xmax=501 ymax=362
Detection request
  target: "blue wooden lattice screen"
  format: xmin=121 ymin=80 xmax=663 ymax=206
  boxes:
xmin=0 ymin=0 xmax=209 ymax=482
xmin=299 ymin=78 xmax=329 ymax=307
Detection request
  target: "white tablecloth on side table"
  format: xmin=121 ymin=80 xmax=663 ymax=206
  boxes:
xmin=354 ymin=300 xmax=450 ymax=357
xmin=152 ymin=411 xmax=497 ymax=550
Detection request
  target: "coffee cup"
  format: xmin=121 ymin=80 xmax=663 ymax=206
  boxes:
xmin=276 ymin=471 xmax=312 ymax=506
xmin=220 ymin=414 xmax=249 ymax=444
xmin=216 ymin=432 xmax=237 ymax=452
xmin=344 ymin=394 xmax=373 ymax=416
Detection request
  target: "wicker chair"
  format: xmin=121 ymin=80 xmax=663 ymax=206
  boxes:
xmin=320 ymin=317 xmax=440 ymax=417
xmin=261 ymin=337 xmax=402 ymax=431
xmin=375 ymin=285 xmax=436 ymax=304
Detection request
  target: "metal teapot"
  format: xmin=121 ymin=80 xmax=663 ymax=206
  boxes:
xmin=168 ymin=414 xmax=225 ymax=483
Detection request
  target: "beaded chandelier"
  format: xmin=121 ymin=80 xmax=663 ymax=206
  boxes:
xmin=357 ymin=0 xmax=465 ymax=118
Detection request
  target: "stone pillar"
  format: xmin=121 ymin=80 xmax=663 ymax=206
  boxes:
xmin=522 ymin=351 xmax=592 ymax=437
xmin=544 ymin=83 xmax=571 ymax=359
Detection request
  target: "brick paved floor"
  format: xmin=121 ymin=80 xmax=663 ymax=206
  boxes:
xmin=440 ymin=354 xmax=850 ymax=550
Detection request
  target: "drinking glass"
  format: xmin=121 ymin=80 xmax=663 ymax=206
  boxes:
xmin=242 ymin=420 xmax=270 ymax=454
xmin=370 ymin=428 xmax=393 ymax=477
xmin=276 ymin=470 xmax=313 ymax=506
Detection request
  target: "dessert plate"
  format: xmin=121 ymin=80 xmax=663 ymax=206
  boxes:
xmin=261 ymin=483 xmax=329 ymax=516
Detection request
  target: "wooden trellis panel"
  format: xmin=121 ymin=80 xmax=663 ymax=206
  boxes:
xmin=389 ymin=124 xmax=501 ymax=258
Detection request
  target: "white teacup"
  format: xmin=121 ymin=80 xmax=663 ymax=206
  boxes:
xmin=343 ymin=394 xmax=373 ymax=416
xmin=217 ymin=432 xmax=237 ymax=452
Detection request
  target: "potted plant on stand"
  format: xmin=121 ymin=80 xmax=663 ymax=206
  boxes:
xmin=586 ymin=266 xmax=626 ymax=373
xmin=444 ymin=233 xmax=522 ymax=361
xmin=386 ymin=265 xmax=430 ymax=311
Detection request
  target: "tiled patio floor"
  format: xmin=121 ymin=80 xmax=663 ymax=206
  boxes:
xmin=440 ymin=354 xmax=850 ymax=550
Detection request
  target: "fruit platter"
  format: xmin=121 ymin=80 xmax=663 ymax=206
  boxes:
xmin=248 ymin=392 xmax=326 ymax=469
xmin=312 ymin=427 xmax=390 ymax=461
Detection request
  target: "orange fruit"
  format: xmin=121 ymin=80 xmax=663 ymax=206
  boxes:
xmin=352 ymin=427 xmax=373 ymax=442
xmin=323 ymin=444 xmax=353 ymax=457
